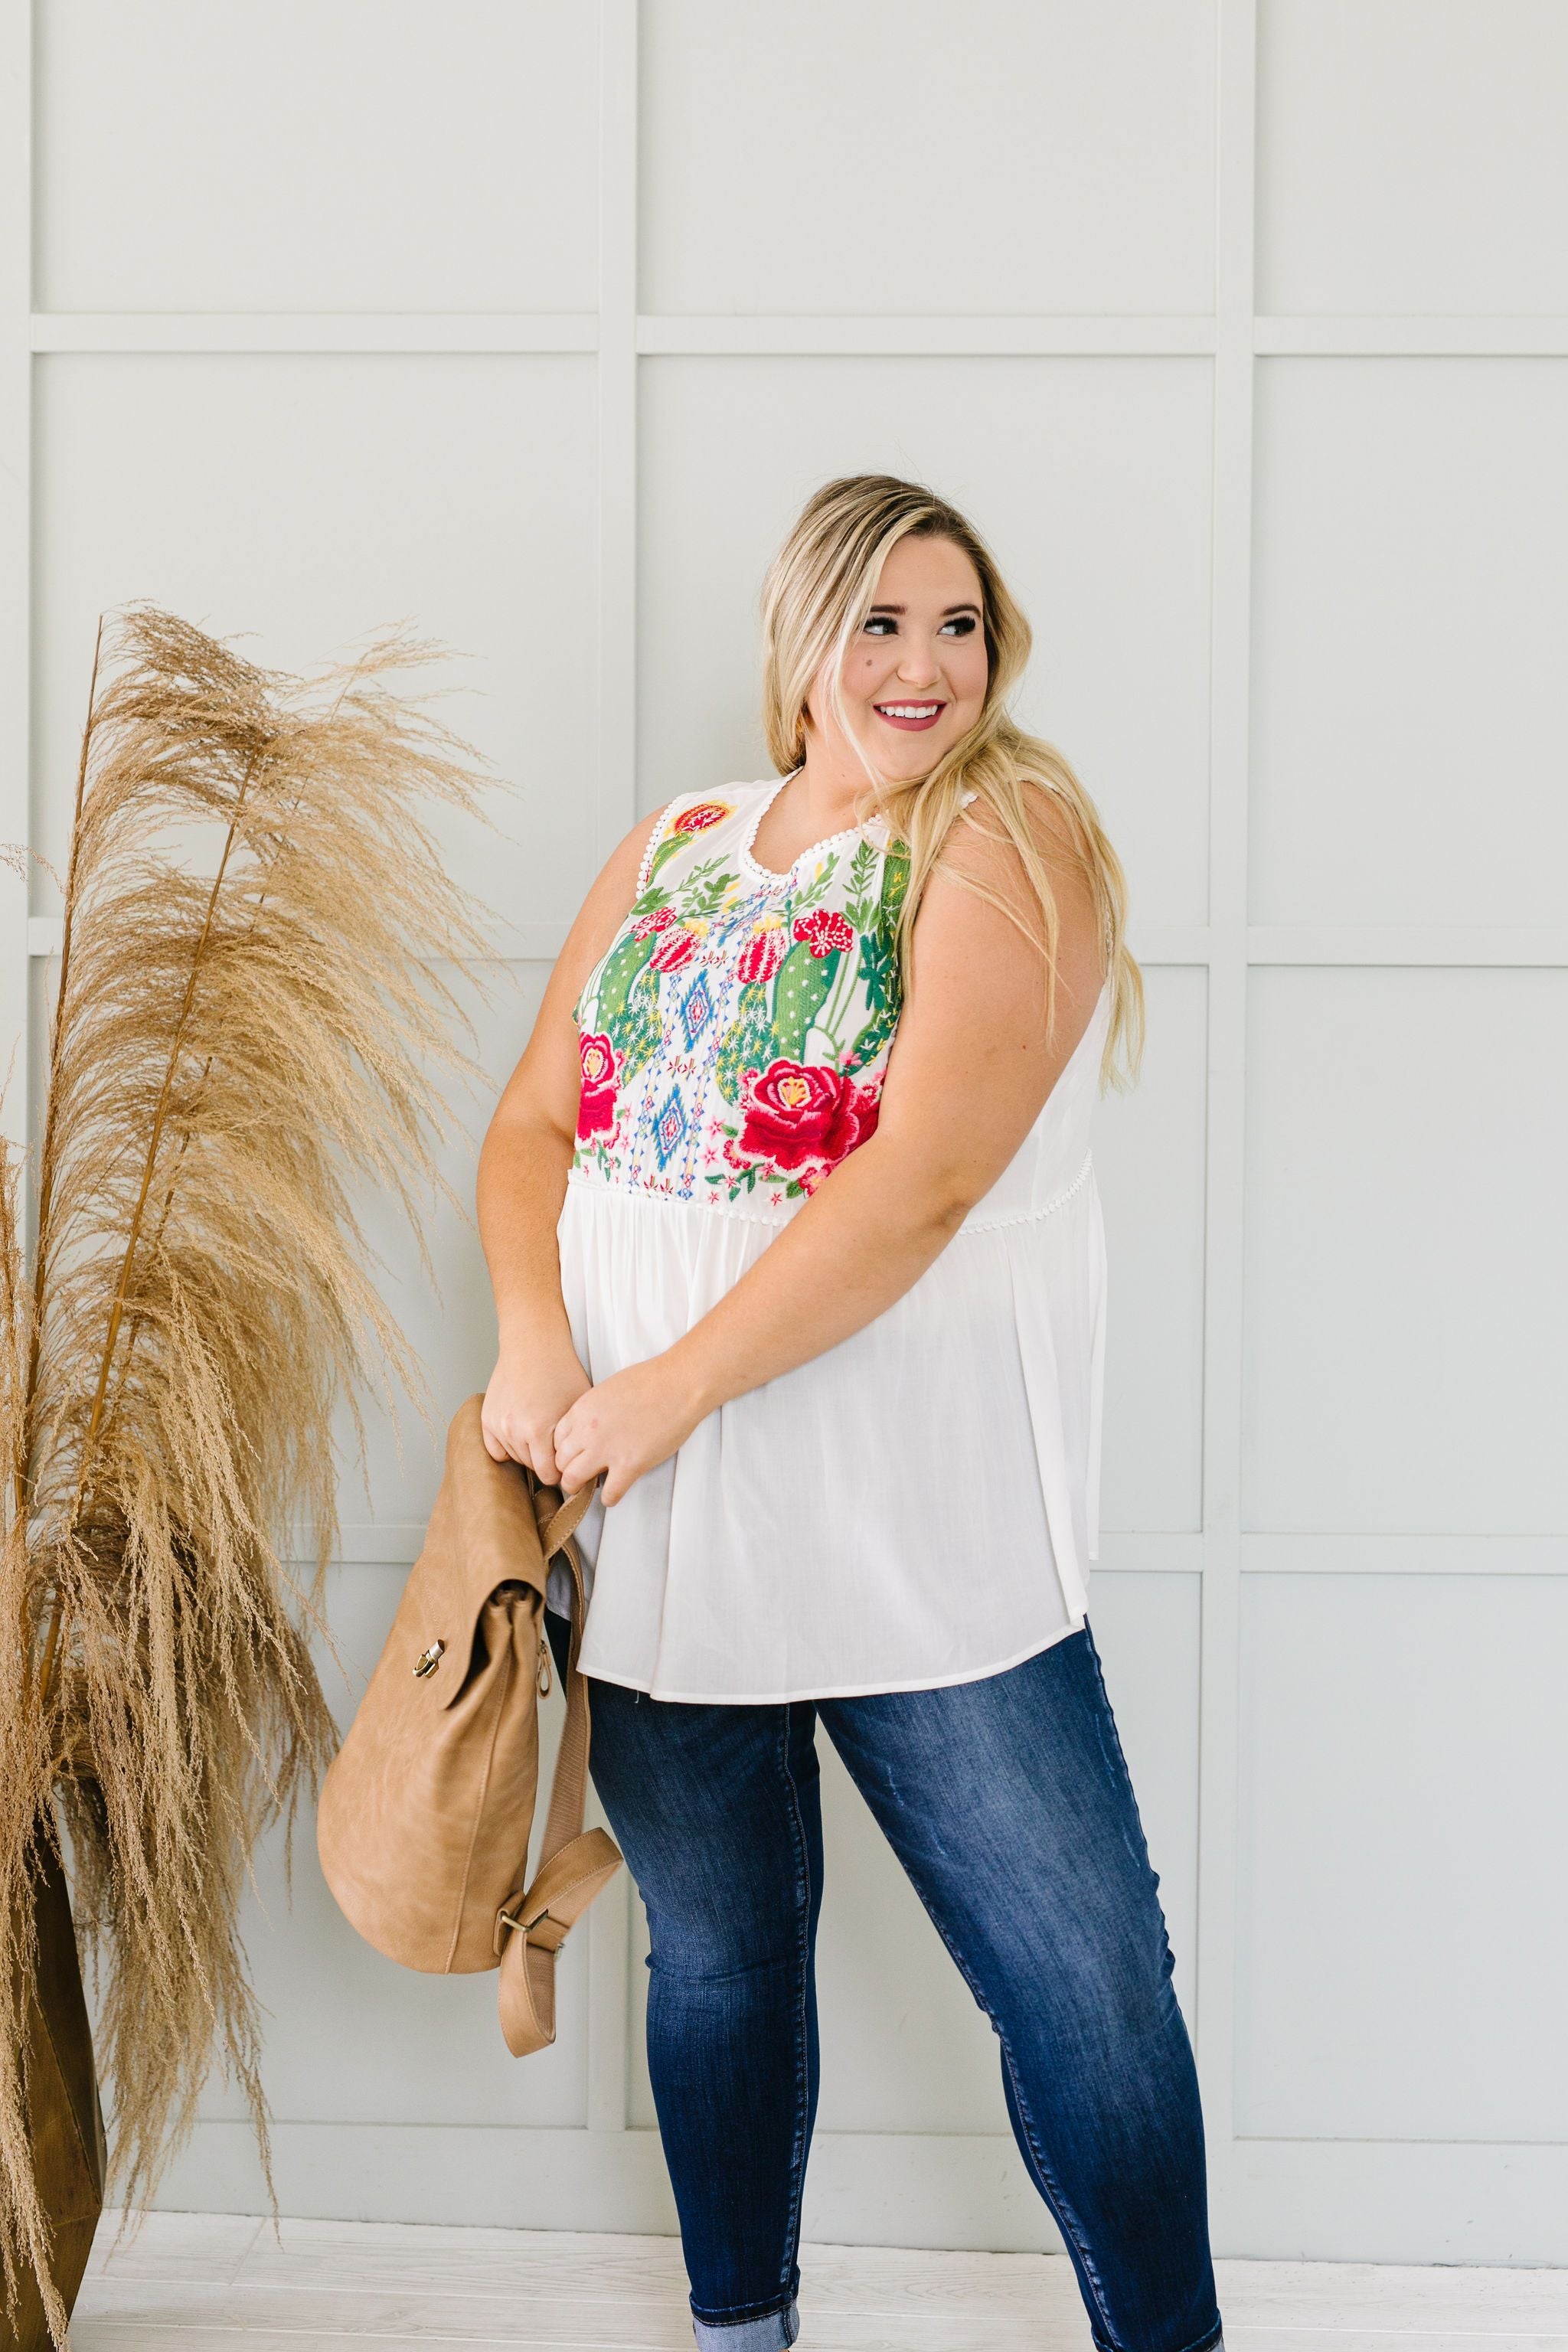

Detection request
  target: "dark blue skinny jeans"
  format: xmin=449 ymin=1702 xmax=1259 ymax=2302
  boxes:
xmin=544 ymin=1609 xmax=1223 ymax=2352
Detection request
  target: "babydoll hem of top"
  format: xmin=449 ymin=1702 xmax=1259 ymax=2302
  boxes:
xmin=576 ymin=1609 xmax=1089 ymax=1706
xmin=564 ymin=1165 xmax=794 ymax=1229
xmin=564 ymin=1145 xmax=1096 ymax=1235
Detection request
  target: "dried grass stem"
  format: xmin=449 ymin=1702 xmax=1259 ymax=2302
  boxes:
xmin=1 ymin=606 xmax=504 ymax=2344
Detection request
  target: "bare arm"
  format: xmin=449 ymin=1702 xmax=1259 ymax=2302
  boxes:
xmin=554 ymin=787 xmax=1108 ymax=1501
xmin=475 ymin=805 xmax=663 ymax=1473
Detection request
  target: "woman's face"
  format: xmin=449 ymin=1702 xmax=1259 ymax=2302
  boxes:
xmin=805 ymin=532 xmax=990 ymax=779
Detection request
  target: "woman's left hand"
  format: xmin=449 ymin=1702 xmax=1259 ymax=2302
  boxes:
xmin=552 ymin=1355 xmax=704 ymax=1505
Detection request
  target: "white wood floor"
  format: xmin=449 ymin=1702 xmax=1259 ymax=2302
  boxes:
xmin=71 ymin=2210 xmax=1568 ymax=2352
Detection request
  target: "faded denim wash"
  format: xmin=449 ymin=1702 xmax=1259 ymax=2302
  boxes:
xmin=544 ymin=1609 xmax=1223 ymax=2352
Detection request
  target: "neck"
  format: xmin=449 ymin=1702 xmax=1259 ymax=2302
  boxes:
xmin=793 ymin=730 xmax=883 ymax=825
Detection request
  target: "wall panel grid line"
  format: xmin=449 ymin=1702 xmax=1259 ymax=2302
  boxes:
xmin=26 ymin=920 xmax=1568 ymax=971
xmin=11 ymin=0 xmax=1565 ymax=2271
xmin=586 ymin=0 xmax=639 ymax=2137
xmin=26 ymin=315 xmax=1568 ymax=360
xmin=1194 ymin=0 xmax=1257 ymax=2215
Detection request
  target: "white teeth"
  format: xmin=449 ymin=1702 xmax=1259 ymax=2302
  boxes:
xmin=877 ymin=704 xmax=940 ymax=719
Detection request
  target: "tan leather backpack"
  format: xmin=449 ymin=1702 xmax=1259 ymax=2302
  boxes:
xmin=315 ymin=1393 xmax=622 ymax=2056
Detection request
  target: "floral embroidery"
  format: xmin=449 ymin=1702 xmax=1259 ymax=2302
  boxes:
xmin=570 ymin=784 xmax=907 ymax=1208
xmin=576 ymin=1031 xmax=619 ymax=1141
xmin=792 ymin=907 xmax=854 ymax=959
xmin=723 ymin=1060 xmax=881 ymax=1192
xmin=672 ymin=800 xmax=730 ymax=835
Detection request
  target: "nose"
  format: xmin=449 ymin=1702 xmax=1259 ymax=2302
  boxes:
xmin=897 ymin=642 xmax=941 ymax=688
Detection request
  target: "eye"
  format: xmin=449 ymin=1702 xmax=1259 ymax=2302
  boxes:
xmin=863 ymin=616 xmax=897 ymax=636
xmin=939 ymin=616 xmax=978 ymax=637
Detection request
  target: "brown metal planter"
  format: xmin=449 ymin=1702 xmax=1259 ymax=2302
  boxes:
xmin=2 ymin=1816 xmax=106 ymax=2352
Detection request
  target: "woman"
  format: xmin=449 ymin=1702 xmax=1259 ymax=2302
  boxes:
xmin=476 ymin=475 xmax=1223 ymax=2352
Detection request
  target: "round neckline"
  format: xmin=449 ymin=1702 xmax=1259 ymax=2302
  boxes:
xmin=739 ymin=769 xmax=884 ymax=888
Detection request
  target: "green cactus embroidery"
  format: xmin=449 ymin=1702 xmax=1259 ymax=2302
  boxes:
xmin=842 ymin=857 xmax=905 ymax=1070
xmin=714 ymin=980 xmax=774 ymax=1106
xmin=612 ymin=957 xmax=664 ymax=1081
xmin=769 ymin=939 xmax=840 ymax=1060
xmin=845 ymin=1000 xmax=898 ymax=1073
xmin=592 ymin=926 xmax=658 ymax=1030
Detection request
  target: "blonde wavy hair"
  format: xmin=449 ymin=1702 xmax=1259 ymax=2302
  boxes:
xmin=759 ymin=473 xmax=1145 ymax=1090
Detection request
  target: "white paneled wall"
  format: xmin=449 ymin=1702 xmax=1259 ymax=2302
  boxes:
xmin=637 ymin=3 xmax=1218 ymax=317
xmin=1250 ymin=359 xmax=1568 ymax=929
xmin=3 ymin=0 xmax=1564 ymax=2272
xmin=34 ymin=3 xmax=602 ymax=315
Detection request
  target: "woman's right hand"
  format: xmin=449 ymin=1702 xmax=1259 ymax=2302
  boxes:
xmin=481 ymin=1341 xmax=594 ymax=1486
xmin=473 ymin=800 xmax=665 ymax=1488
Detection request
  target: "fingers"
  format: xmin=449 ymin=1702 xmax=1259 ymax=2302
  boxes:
xmin=553 ymin=1406 xmax=606 ymax=1501
xmin=480 ymin=1412 xmax=529 ymax=1470
xmin=479 ymin=1406 xmax=559 ymax=1483
xmin=553 ymin=1430 xmax=590 ymax=1494
xmin=558 ymin=1442 xmax=624 ymax=1506
xmin=481 ymin=1373 xmax=635 ymax=1506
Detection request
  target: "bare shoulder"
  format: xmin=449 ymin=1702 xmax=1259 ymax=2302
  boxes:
xmin=940 ymin=775 xmax=1081 ymax=873
xmin=934 ymin=779 xmax=1099 ymax=949
xmin=876 ymin=778 xmax=1107 ymax=1161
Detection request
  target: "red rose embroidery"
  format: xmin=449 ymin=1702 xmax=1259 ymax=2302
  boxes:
xmin=792 ymin=907 xmax=855 ymax=959
xmin=648 ymin=926 xmax=697 ymax=972
xmin=735 ymin=925 xmax=787 ymax=985
xmin=730 ymin=1059 xmax=880 ymax=1179
xmin=672 ymin=801 xmax=730 ymax=835
xmin=576 ymin=1031 xmax=619 ymax=1140
xmin=632 ymin=906 xmax=675 ymax=938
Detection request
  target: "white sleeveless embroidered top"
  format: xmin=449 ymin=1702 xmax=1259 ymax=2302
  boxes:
xmin=553 ymin=772 xmax=1112 ymax=1703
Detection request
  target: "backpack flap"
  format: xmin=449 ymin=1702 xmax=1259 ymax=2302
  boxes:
xmin=316 ymin=1396 xmax=555 ymax=1975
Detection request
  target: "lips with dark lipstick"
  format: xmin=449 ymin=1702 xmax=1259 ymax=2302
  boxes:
xmin=873 ymin=699 xmax=946 ymax=731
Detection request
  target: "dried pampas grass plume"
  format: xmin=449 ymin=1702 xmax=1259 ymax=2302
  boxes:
xmin=1 ymin=606 xmax=503 ymax=2342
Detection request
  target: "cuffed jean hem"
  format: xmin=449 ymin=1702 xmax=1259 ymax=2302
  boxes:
xmin=1092 ymin=2327 xmax=1223 ymax=2352
xmin=691 ymin=2296 xmax=800 ymax=2350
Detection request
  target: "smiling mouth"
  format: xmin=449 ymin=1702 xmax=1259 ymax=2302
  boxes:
xmin=874 ymin=701 xmax=946 ymax=729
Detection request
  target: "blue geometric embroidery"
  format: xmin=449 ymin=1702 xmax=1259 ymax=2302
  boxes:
xmin=652 ymin=1085 xmax=688 ymax=1168
xmin=567 ymin=786 xmax=910 ymax=1210
xmin=680 ymin=969 xmax=714 ymax=1047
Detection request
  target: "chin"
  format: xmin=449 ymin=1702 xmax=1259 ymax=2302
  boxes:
xmin=898 ymin=733 xmax=959 ymax=773
xmin=854 ymin=724 xmax=959 ymax=782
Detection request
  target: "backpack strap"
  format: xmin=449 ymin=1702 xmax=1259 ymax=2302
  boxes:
xmin=495 ymin=1481 xmax=622 ymax=2058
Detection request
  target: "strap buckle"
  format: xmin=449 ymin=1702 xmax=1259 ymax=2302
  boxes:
xmin=498 ymin=1900 xmax=552 ymax=1938
xmin=495 ymin=1895 xmax=567 ymax=1957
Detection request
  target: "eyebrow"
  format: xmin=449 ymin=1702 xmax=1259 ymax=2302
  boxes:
xmin=867 ymin=601 xmax=982 ymax=617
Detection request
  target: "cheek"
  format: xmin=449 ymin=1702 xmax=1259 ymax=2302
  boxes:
xmin=843 ymin=656 xmax=884 ymax=709
xmin=951 ymin=641 xmax=989 ymax=704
